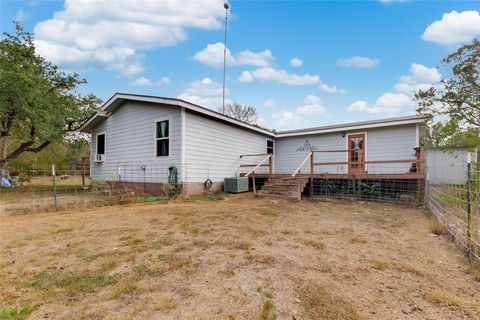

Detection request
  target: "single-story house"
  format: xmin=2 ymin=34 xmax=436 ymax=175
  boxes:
xmin=79 ymin=93 xmax=428 ymax=197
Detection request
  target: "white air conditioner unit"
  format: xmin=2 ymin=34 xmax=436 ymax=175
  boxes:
xmin=95 ymin=154 xmax=105 ymax=163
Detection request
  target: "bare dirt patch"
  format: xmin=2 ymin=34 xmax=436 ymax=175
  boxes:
xmin=1 ymin=194 xmax=479 ymax=319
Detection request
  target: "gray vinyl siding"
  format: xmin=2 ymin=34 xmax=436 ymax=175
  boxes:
xmin=184 ymin=111 xmax=270 ymax=183
xmin=274 ymin=124 xmax=418 ymax=174
xmin=90 ymin=101 xmax=181 ymax=183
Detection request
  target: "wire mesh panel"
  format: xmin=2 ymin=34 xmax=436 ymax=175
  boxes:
xmin=0 ymin=161 xmax=173 ymax=215
xmin=426 ymin=162 xmax=480 ymax=261
xmin=309 ymin=172 xmax=421 ymax=204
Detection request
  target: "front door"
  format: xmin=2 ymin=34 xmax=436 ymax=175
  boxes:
xmin=348 ymin=134 xmax=365 ymax=174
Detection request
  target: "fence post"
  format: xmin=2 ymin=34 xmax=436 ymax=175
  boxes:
xmin=52 ymin=164 xmax=57 ymax=211
xmin=466 ymin=153 xmax=472 ymax=239
xmin=269 ymin=156 xmax=273 ymax=176
xmin=310 ymin=152 xmax=314 ymax=197
xmin=298 ymin=169 xmax=301 ymax=196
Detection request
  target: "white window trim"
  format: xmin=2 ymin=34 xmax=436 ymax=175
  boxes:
xmin=154 ymin=116 xmax=172 ymax=159
xmin=266 ymin=138 xmax=274 ymax=154
xmin=266 ymin=138 xmax=275 ymax=173
xmin=415 ymin=124 xmax=420 ymax=148
xmin=95 ymin=131 xmax=106 ymax=163
xmin=345 ymin=132 xmax=368 ymax=173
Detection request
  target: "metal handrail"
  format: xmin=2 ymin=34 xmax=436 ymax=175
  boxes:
xmin=244 ymin=154 xmax=272 ymax=177
xmin=292 ymin=152 xmax=312 ymax=178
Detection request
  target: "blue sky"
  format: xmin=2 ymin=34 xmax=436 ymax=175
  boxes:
xmin=1 ymin=0 xmax=480 ymax=130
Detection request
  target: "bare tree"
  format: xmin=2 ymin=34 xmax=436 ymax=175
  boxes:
xmin=218 ymin=102 xmax=258 ymax=124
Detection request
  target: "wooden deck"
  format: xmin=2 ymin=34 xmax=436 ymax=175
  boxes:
xmin=252 ymin=173 xmax=425 ymax=180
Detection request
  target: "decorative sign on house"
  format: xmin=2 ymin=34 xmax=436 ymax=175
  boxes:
xmin=296 ymin=139 xmax=318 ymax=152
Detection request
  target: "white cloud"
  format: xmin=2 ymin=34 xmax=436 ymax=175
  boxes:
xmin=236 ymin=49 xmax=273 ymax=67
xmin=422 ymin=10 xmax=480 ymax=46
xmin=130 ymin=75 xmax=170 ymax=87
xmin=272 ymin=111 xmax=302 ymax=129
xmin=347 ymin=93 xmax=412 ymax=114
xmin=250 ymin=67 xmax=320 ymax=85
xmin=318 ymin=83 xmax=347 ymax=94
xmin=158 ymin=76 xmax=171 ymax=85
xmin=337 ymin=56 xmax=379 ymax=68
xmin=15 ymin=10 xmax=29 ymax=22
xmin=241 ymin=67 xmax=344 ymax=93
xmin=271 ymin=94 xmax=329 ymax=129
xmin=297 ymin=95 xmax=328 ymax=116
xmin=290 ymin=57 xmax=303 ymax=67
xmin=194 ymin=42 xmax=274 ymax=68
xmin=177 ymin=77 xmax=230 ymax=109
xmin=394 ymin=63 xmax=441 ymax=93
xmin=264 ymin=99 xmax=275 ymax=108
xmin=238 ymin=71 xmax=253 ymax=83
xmin=130 ymin=76 xmax=153 ymax=87
xmin=33 ymin=0 xmax=225 ymax=75
xmin=194 ymin=43 xmax=235 ymax=68
xmin=348 ymin=63 xmax=442 ymax=115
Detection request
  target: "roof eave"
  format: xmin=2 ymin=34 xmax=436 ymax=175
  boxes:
xmin=78 ymin=112 xmax=110 ymax=133
xmin=96 ymin=93 xmax=276 ymax=137
xmin=276 ymin=116 xmax=428 ymax=138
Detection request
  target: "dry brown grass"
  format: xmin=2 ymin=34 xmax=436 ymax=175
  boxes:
xmin=1 ymin=193 xmax=479 ymax=319
xmin=396 ymin=261 xmax=431 ymax=276
xmin=368 ymin=259 xmax=390 ymax=270
xmin=425 ymin=289 xmax=480 ymax=316
xmin=300 ymin=285 xmax=366 ymax=320
xmin=430 ymin=221 xmax=447 ymax=235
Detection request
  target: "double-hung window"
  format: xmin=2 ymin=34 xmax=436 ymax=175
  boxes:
xmin=267 ymin=139 xmax=274 ymax=154
xmin=155 ymin=119 xmax=170 ymax=157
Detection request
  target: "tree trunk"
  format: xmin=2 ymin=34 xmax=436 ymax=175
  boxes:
xmin=1 ymin=135 xmax=8 ymax=169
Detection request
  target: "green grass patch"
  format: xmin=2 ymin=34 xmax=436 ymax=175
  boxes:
xmin=183 ymin=192 xmax=228 ymax=202
xmin=260 ymin=210 xmax=279 ymax=217
xmin=0 ymin=304 xmax=37 ymax=320
xmin=112 ymin=283 xmax=138 ymax=298
xmin=137 ymin=196 xmax=169 ymax=203
xmin=26 ymin=269 xmax=117 ymax=297
xmin=260 ymin=299 xmax=276 ymax=320
xmin=133 ymin=264 xmax=147 ymax=275
xmin=119 ymin=236 xmax=144 ymax=246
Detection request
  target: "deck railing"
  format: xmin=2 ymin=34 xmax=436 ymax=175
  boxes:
xmin=239 ymin=154 xmax=273 ymax=196
xmin=290 ymin=146 xmax=426 ymax=197
xmin=239 ymin=154 xmax=273 ymax=177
